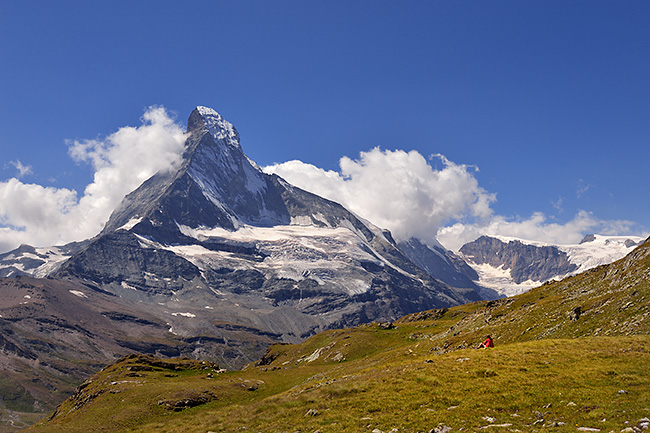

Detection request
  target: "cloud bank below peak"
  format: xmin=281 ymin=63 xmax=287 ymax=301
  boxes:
xmin=264 ymin=149 xmax=645 ymax=251
xmin=264 ymin=149 xmax=495 ymax=247
xmin=0 ymin=105 xmax=644 ymax=255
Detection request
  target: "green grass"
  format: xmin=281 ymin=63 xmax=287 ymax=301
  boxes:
xmin=26 ymin=330 xmax=650 ymax=433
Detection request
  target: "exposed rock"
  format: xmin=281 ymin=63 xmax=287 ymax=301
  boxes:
xmin=158 ymin=391 xmax=216 ymax=411
xmin=460 ymin=236 xmax=578 ymax=284
xmin=569 ymin=306 xmax=582 ymax=321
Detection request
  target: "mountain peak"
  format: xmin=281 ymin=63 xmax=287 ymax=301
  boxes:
xmin=188 ymin=106 xmax=240 ymax=150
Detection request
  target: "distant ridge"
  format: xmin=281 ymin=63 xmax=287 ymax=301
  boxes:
xmin=459 ymin=234 xmax=645 ymax=296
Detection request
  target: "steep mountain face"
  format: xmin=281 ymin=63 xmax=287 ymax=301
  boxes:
xmin=460 ymin=234 xmax=645 ymax=296
xmin=101 ymin=107 xmax=290 ymax=236
xmin=397 ymin=238 xmax=500 ymax=300
xmin=460 ymin=236 xmax=578 ymax=283
xmin=50 ymin=107 xmax=481 ymax=367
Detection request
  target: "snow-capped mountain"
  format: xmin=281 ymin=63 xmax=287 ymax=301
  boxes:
xmin=10 ymin=106 xmax=480 ymax=368
xmin=0 ymin=242 xmax=86 ymax=278
xmin=459 ymin=234 xmax=646 ymax=297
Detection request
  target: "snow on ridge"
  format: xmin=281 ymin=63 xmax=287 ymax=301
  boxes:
xmin=563 ymin=235 xmax=645 ymax=273
xmin=489 ymin=233 xmax=643 ymax=249
xmin=195 ymin=106 xmax=239 ymax=146
xmin=469 ymin=233 xmax=645 ymax=297
xmin=119 ymin=217 xmax=143 ymax=231
xmin=489 ymin=234 xmax=643 ymax=269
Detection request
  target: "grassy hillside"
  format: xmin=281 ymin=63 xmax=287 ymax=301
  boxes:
xmin=24 ymin=239 xmax=650 ymax=433
xmin=25 ymin=331 xmax=650 ymax=433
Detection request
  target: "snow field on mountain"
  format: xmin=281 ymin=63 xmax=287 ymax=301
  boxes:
xmin=471 ymin=263 xmax=540 ymax=297
xmin=469 ymin=234 xmax=645 ymax=297
xmin=158 ymin=224 xmax=382 ymax=295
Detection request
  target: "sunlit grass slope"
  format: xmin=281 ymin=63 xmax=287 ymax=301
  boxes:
xmin=27 ymin=332 xmax=650 ymax=433
xmin=28 ymin=239 xmax=650 ymax=432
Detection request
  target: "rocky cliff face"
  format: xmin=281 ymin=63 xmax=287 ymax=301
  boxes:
xmin=460 ymin=236 xmax=578 ymax=284
xmin=397 ymin=238 xmax=500 ymax=300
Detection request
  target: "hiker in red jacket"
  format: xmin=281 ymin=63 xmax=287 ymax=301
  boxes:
xmin=479 ymin=335 xmax=494 ymax=349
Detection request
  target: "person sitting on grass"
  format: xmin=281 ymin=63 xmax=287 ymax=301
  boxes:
xmin=479 ymin=335 xmax=494 ymax=349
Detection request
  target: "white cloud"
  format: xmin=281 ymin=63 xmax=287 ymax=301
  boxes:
xmin=264 ymin=148 xmax=496 ymax=247
xmin=576 ymin=178 xmax=592 ymax=199
xmin=437 ymin=210 xmax=643 ymax=251
xmin=265 ymin=149 xmax=646 ymax=252
xmin=551 ymin=196 xmax=563 ymax=213
xmin=1 ymin=111 xmax=644 ymax=257
xmin=8 ymin=160 xmax=33 ymax=178
xmin=0 ymin=106 xmax=187 ymax=253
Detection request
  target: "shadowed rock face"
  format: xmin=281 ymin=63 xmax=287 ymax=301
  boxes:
xmin=460 ymin=236 xmax=578 ymax=284
xmin=398 ymin=238 xmax=479 ymax=288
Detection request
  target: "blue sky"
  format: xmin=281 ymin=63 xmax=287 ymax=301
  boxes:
xmin=1 ymin=1 xmax=649 ymax=252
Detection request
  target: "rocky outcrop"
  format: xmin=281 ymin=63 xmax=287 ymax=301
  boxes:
xmin=460 ymin=236 xmax=578 ymax=284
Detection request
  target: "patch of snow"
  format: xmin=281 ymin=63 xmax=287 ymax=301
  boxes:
xmin=69 ymin=290 xmax=88 ymax=299
xmin=12 ymin=263 xmax=26 ymax=272
xmin=121 ymin=281 xmax=138 ymax=291
xmin=33 ymin=247 xmax=72 ymax=277
xmin=290 ymin=215 xmax=315 ymax=226
xmin=171 ymin=312 xmax=196 ymax=318
xmin=195 ymin=106 xmax=239 ymax=148
xmin=341 ymin=278 xmax=372 ymax=295
xmin=311 ymin=213 xmax=330 ymax=226
xmin=23 ymin=295 xmax=31 ymax=299
xmin=473 ymin=263 xmax=540 ymax=297
xmin=118 ymin=217 xmax=143 ymax=231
